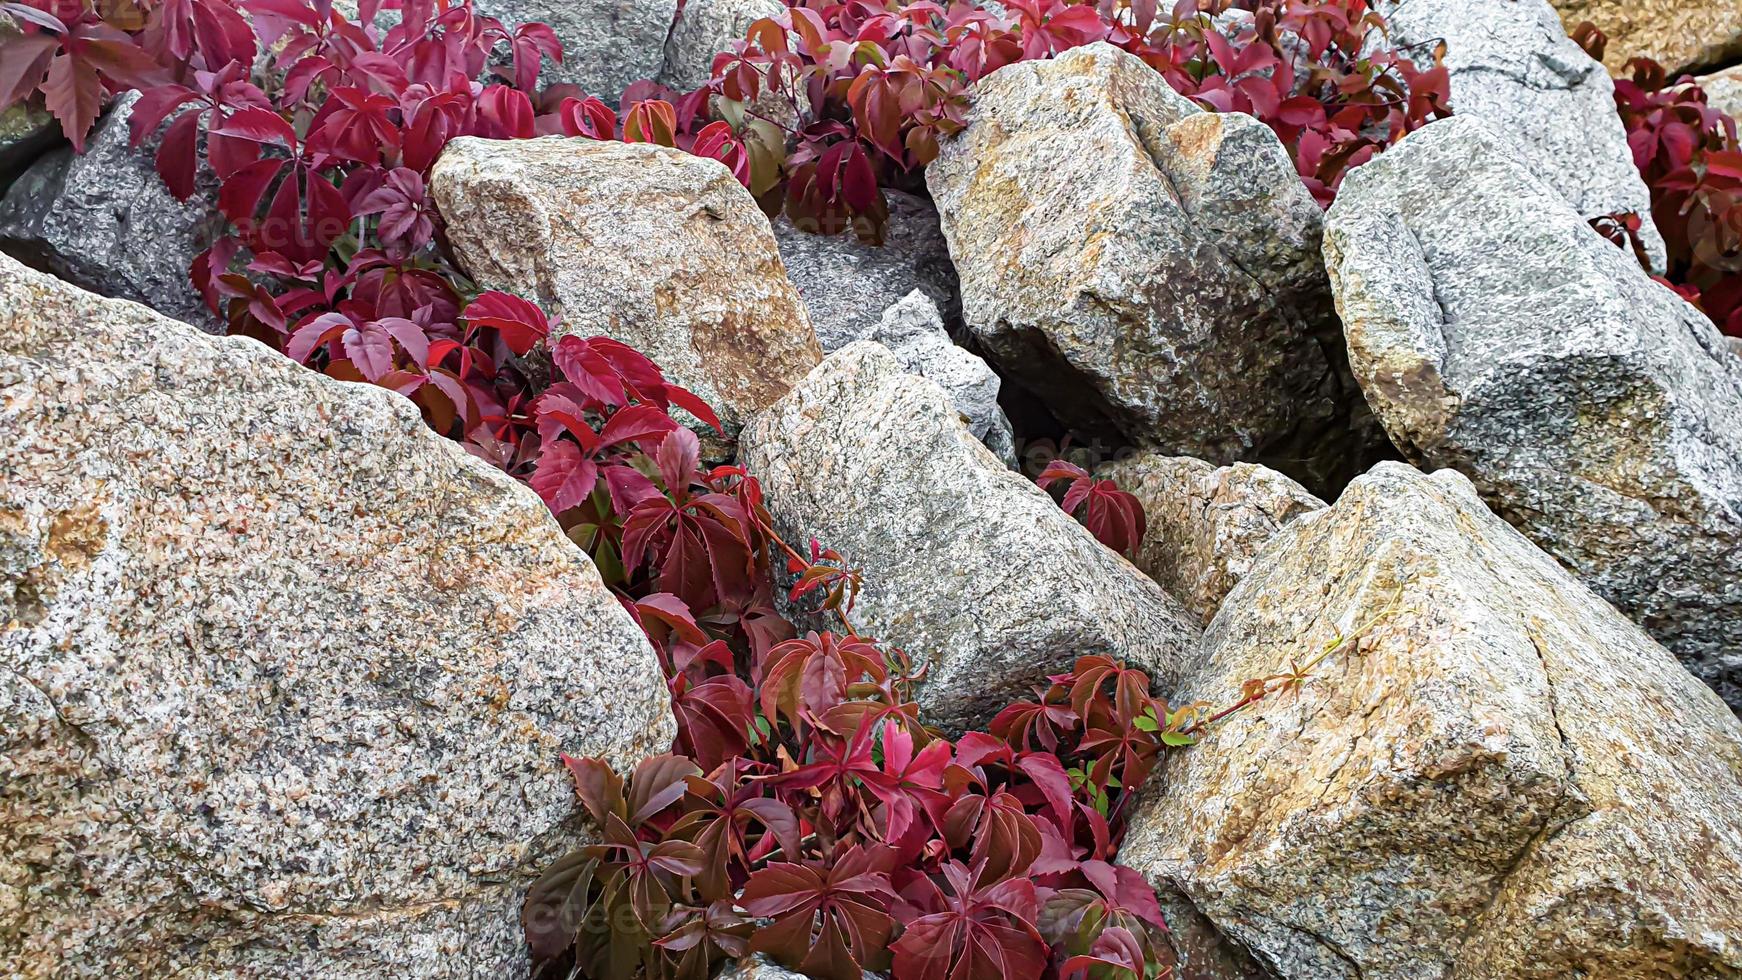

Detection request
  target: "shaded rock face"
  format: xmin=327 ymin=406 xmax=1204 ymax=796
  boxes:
xmin=1098 ymin=454 xmax=1324 ymax=626
xmin=0 ymin=103 xmax=57 ymax=195
xmin=774 ymin=188 xmax=963 ymax=351
xmin=0 ymin=256 xmax=674 ymax=977
xmin=0 ymin=92 xmax=221 ymax=332
xmin=1550 ymin=0 xmax=1742 ymax=75
xmin=430 ymin=137 xmax=821 ymax=442
xmin=868 ymin=290 xmax=1015 ymax=464
xmin=472 ymin=0 xmax=675 ymax=101
xmin=926 ymin=42 xmax=1380 ymax=495
xmin=1323 ymin=115 xmax=1742 ymax=708
xmin=738 ymin=342 xmax=1198 ymax=734
xmin=1377 ymin=0 xmax=1667 ymax=271
xmin=658 ymin=0 xmax=783 ymax=93
xmin=1120 ymin=463 xmax=1742 ymax=980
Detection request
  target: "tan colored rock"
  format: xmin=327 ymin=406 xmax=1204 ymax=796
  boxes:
xmin=430 ymin=137 xmax=821 ymax=440
xmin=927 ymin=42 xmax=1383 ymax=494
xmin=1099 ymin=454 xmax=1324 ymax=626
xmin=1697 ymin=64 xmax=1742 ymax=120
xmin=1551 ymin=0 xmax=1742 ymax=75
xmin=0 ymin=255 xmax=674 ymax=977
xmin=1120 ymin=463 xmax=1742 ymax=979
xmin=739 ymin=342 xmax=1198 ymax=733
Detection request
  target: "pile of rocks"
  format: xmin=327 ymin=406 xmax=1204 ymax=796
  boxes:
xmin=4 ymin=2 xmax=1742 ymax=977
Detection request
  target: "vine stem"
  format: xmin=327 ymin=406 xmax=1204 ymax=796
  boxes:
xmin=1185 ymin=587 xmax=1403 ymax=736
xmin=749 ymin=506 xmax=862 ymax=640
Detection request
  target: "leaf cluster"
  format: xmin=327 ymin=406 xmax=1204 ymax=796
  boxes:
xmin=1578 ymin=25 xmax=1742 ymax=339
xmin=527 ymin=645 xmax=1197 ymax=980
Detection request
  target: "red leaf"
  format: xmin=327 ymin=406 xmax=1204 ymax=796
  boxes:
xmin=461 ymin=290 xmax=550 ymax=356
xmin=530 ymin=439 xmax=600 ymax=513
xmin=596 ymin=403 xmax=679 ymax=451
xmin=667 ymin=383 xmax=723 ymax=433
xmin=0 ymin=33 xmax=55 ymax=111
xmin=42 ymin=50 xmax=101 ymax=152
xmin=217 ymin=157 xmax=285 ymax=225
xmin=155 ymin=111 xmax=203 ymax=200
xmin=213 ymin=106 xmax=298 ymax=147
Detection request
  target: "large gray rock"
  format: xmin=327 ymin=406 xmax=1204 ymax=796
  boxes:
xmin=868 ymin=290 xmax=1014 ymax=464
xmin=1099 ymin=454 xmax=1325 ymax=626
xmin=0 ymin=92 xmax=221 ymax=331
xmin=738 ymin=342 xmax=1198 ymax=733
xmin=1121 ymin=463 xmax=1742 ymax=980
xmin=0 ymin=255 xmax=674 ymax=976
xmin=431 ymin=137 xmax=821 ymax=444
xmin=658 ymin=0 xmax=782 ymax=93
xmin=473 ymin=0 xmax=675 ymax=101
xmin=774 ymin=188 xmax=962 ymax=350
xmin=1377 ymin=0 xmax=1668 ymax=271
xmin=1323 ymin=115 xmax=1742 ymax=707
xmin=926 ymin=42 xmax=1379 ymax=494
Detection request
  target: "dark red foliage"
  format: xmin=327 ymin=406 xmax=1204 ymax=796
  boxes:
xmin=703 ymin=0 xmax=1449 ymax=238
xmin=1582 ymin=22 xmax=1742 ymax=338
xmin=1036 ymin=460 xmax=1146 ymax=557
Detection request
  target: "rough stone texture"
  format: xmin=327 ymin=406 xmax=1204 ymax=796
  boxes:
xmin=0 ymin=102 xmax=57 ymax=195
xmin=738 ymin=342 xmax=1198 ymax=733
xmin=868 ymin=290 xmax=1014 ymax=464
xmin=1550 ymin=0 xmax=1742 ymax=75
xmin=1153 ymin=886 xmax=1275 ymax=980
xmin=927 ymin=42 xmax=1380 ymax=494
xmin=774 ymin=188 xmax=963 ymax=350
xmin=1323 ymin=115 xmax=1742 ymax=707
xmin=715 ymin=954 xmax=868 ymax=979
xmin=473 ymin=0 xmax=676 ymax=101
xmin=0 ymin=92 xmax=221 ymax=332
xmin=658 ymin=0 xmax=783 ymax=93
xmin=1697 ymin=64 xmax=1742 ymax=120
xmin=0 ymin=256 xmax=675 ymax=977
xmin=1120 ymin=463 xmax=1742 ymax=980
xmin=1729 ymin=335 xmax=1742 ymax=359
xmin=431 ymin=137 xmax=821 ymax=441
xmin=1377 ymin=0 xmax=1668 ymax=272
xmin=1099 ymin=454 xmax=1325 ymax=626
